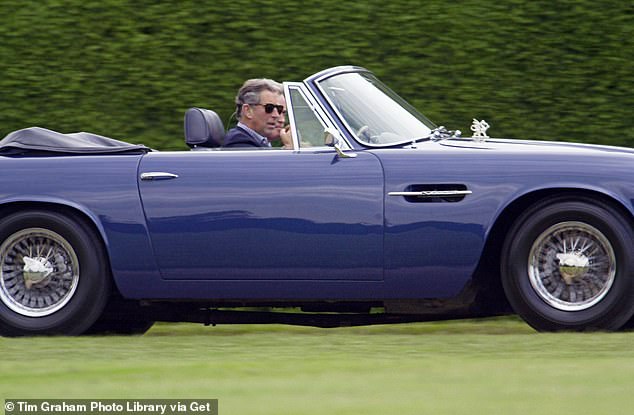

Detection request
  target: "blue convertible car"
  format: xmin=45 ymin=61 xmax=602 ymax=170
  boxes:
xmin=1 ymin=66 xmax=633 ymax=336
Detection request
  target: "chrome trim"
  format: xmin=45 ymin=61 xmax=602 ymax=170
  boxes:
xmin=313 ymin=69 xmax=379 ymax=148
xmin=140 ymin=172 xmax=179 ymax=181
xmin=528 ymin=221 xmax=616 ymax=312
xmin=312 ymin=68 xmax=437 ymax=149
xmin=334 ymin=143 xmax=357 ymax=158
xmin=388 ymin=190 xmax=472 ymax=197
xmin=306 ymin=66 xmax=367 ymax=84
xmin=310 ymin=66 xmax=369 ymax=86
xmin=0 ymin=228 xmax=80 ymax=317
xmin=284 ymin=82 xmax=352 ymax=151
xmin=282 ymin=82 xmax=303 ymax=150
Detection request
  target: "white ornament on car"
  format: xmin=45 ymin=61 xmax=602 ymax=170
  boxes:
xmin=470 ymin=119 xmax=490 ymax=142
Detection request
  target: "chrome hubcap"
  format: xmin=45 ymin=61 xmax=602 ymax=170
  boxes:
xmin=0 ymin=228 xmax=79 ymax=317
xmin=528 ymin=222 xmax=616 ymax=311
xmin=22 ymin=256 xmax=55 ymax=289
xmin=556 ymin=251 xmax=590 ymax=285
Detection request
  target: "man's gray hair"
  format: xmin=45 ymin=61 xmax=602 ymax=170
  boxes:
xmin=235 ymin=78 xmax=283 ymax=117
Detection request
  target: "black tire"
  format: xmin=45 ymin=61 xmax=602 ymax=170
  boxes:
xmin=0 ymin=210 xmax=110 ymax=336
xmin=501 ymin=196 xmax=634 ymax=331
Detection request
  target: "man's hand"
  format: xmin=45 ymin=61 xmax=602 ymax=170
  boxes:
xmin=280 ymin=125 xmax=294 ymax=149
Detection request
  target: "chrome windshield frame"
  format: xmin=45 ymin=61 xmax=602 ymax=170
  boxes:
xmin=311 ymin=67 xmax=437 ymax=148
xmin=284 ymin=81 xmax=352 ymax=151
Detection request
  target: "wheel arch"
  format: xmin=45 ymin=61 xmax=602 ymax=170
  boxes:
xmin=471 ymin=187 xmax=634 ymax=313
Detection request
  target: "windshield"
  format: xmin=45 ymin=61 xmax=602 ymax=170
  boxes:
xmin=317 ymin=71 xmax=436 ymax=146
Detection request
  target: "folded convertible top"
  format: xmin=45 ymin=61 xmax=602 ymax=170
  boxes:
xmin=0 ymin=127 xmax=151 ymax=155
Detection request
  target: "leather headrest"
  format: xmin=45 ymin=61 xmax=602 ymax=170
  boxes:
xmin=184 ymin=107 xmax=225 ymax=148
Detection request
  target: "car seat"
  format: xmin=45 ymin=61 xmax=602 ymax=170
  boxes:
xmin=184 ymin=107 xmax=225 ymax=149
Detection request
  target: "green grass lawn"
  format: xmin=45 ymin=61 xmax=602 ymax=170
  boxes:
xmin=2 ymin=316 xmax=634 ymax=415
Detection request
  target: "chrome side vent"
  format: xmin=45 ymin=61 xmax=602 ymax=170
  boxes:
xmin=388 ymin=184 xmax=471 ymax=203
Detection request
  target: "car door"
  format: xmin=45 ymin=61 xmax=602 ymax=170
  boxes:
xmin=137 ymin=87 xmax=384 ymax=282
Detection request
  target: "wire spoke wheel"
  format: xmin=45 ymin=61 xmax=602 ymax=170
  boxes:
xmin=502 ymin=197 xmax=634 ymax=331
xmin=528 ymin=222 xmax=615 ymax=312
xmin=0 ymin=210 xmax=110 ymax=336
xmin=0 ymin=228 xmax=80 ymax=317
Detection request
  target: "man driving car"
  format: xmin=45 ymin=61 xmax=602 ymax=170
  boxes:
xmin=224 ymin=78 xmax=293 ymax=149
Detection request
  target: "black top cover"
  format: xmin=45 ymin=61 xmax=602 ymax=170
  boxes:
xmin=0 ymin=127 xmax=151 ymax=155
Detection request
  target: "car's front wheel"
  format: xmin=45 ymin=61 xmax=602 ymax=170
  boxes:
xmin=0 ymin=210 xmax=110 ymax=336
xmin=501 ymin=197 xmax=634 ymax=331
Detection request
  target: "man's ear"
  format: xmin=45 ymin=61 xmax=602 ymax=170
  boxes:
xmin=242 ymin=104 xmax=253 ymax=119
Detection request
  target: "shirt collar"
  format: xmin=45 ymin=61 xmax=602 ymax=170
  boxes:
xmin=237 ymin=122 xmax=271 ymax=147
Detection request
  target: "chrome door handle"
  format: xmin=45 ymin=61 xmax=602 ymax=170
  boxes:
xmin=140 ymin=172 xmax=179 ymax=181
xmin=388 ymin=190 xmax=472 ymax=197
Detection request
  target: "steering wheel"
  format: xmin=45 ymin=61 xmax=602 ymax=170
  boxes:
xmin=356 ymin=125 xmax=371 ymax=142
xmin=357 ymin=125 xmax=383 ymax=144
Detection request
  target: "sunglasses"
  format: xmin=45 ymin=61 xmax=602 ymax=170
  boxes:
xmin=253 ymin=103 xmax=286 ymax=115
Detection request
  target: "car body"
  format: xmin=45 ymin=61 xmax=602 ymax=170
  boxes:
xmin=1 ymin=66 xmax=633 ymax=335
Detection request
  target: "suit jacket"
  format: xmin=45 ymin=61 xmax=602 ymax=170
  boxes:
xmin=223 ymin=126 xmax=270 ymax=148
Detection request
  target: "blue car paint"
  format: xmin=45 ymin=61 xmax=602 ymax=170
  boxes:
xmin=0 ymin=154 xmax=163 ymax=295
xmin=139 ymin=149 xmax=384 ymax=277
xmin=2 ymin=137 xmax=634 ymax=302
xmin=2 ymin=67 xmax=634 ymax=305
xmin=376 ymin=139 xmax=634 ymax=298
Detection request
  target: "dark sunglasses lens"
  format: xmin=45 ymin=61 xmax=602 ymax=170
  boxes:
xmin=264 ymin=104 xmax=275 ymax=113
xmin=263 ymin=104 xmax=284 ymax=114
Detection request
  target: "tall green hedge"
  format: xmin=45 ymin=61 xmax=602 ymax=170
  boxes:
xmin=1 ymin=0 xmax=632 ymax=150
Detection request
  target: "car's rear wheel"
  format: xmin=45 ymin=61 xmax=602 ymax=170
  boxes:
xmin=0 ymin=210 xmax=110 ymax=336
xmin=501 ymin=197 xmax=634 ymax=331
